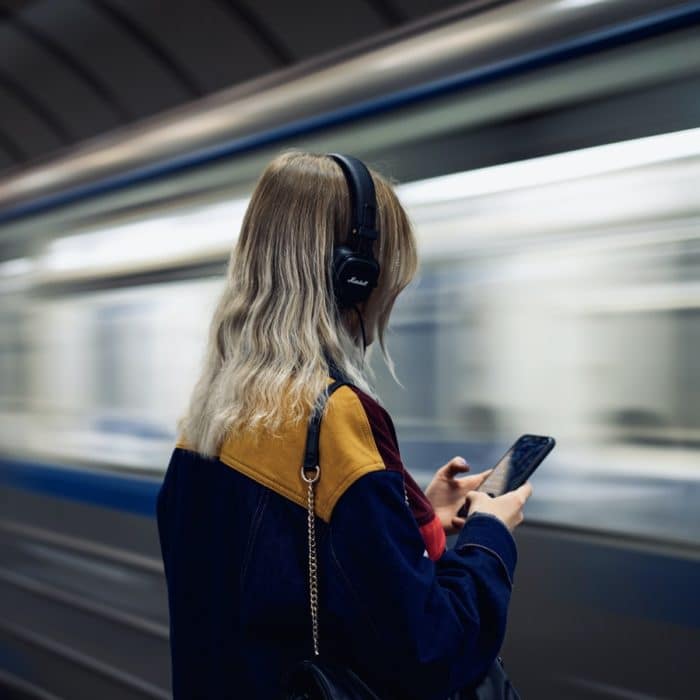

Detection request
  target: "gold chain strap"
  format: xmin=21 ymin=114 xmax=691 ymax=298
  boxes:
xmin=301 ymin=464 xmax=321 ymax=657
xmin=301 ymin=459 xmax=408 ymax=658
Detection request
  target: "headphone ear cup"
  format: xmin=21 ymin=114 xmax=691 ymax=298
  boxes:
xmin=333 ymin=245 xmax=380 ymax=309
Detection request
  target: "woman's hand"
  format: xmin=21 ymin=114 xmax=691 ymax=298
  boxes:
xmin=425 ymin=457 xmax=493 ymax=535
xmin=463 ymin=482 xmax=533 ymax=532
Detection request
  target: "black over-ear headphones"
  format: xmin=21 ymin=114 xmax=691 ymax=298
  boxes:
xmin=327 ymin=153 xmax=380 ymax=310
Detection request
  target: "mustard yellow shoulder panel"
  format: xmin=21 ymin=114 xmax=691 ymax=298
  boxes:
xmin=176 ymin=385 xmax=385 ymax=522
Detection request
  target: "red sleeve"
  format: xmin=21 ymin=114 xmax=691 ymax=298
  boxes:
xmin=348 ymin=386 xmax=446 ymax=560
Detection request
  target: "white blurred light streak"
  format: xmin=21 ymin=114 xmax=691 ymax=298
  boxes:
xmin=398 ymin=126 xmax=700 ymax=205
xmin=40 ymin=199 xmax=248 ymax=275
xmin=0 ymin=257 xmax=33 ymax=277
xmin=557 ymin=0 xmax=608 ymax=9
xmin=0 ymin=257 xmax=35 ymax=292
xmin=37 ymin=127 xmax=700 ymax=275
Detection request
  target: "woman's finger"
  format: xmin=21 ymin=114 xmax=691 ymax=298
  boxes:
xmin=459 ymin=468 xmax=493 ymax=490
xmin=477 ymin=468 xmax=493 ymax=485
xmin=456 ymin=472 xmax=487 ymax=493
xmin=443 ymin=456 xmax=470 ymax=478
xmin=451 ymin=516 xmax=467 ymax=530
xmin=514 ymin=481 xmax=533 ymax=503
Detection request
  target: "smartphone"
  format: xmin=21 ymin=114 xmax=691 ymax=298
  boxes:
xmin=456 ymin=434 xmax=555 ymax=518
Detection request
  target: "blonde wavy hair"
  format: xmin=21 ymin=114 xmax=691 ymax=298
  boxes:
xmin=177 ymin=150 xmax=418 ymax=457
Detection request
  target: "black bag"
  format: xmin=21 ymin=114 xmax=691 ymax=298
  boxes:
xmin=282 ymin=381 xmax=519 ymax=700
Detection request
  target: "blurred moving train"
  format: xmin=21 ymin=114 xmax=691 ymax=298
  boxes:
xmin=1 ymin=1 xmax=699 ymax=698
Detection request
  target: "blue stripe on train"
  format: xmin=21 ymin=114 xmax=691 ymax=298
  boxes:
xmin=1 ymin=453 xmax=699 ymax=630
xmin=0 ymin=455 xmax=161 ymax=517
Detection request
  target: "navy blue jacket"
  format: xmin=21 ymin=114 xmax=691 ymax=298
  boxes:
xmin=156 ymin=380 xmax=517 ymax=699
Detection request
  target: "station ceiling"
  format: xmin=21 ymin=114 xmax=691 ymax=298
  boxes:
xmin=0 ymin=0 xmax=469 ymax=177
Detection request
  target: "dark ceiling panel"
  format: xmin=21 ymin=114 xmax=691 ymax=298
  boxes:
xmin=0 ymin=20 xmax=119 ymax=140
xmin=364 ymin=0 xmax=405 ymax=26
xmin=0 ymin=81 xmax=65 ymax=159
xmin=0 ymin=67 xmax=71 ymax=143
xmin=392 ymin=0 xmax=466 ymax=18
xmin=105 ymin=0 xmax=278 ymax=94
xmin=21 ymin=0 xmax=192 ymax=120
xmin=241 ymin=0 xmax=389 ymax=61
xmin=91 ymin=0 xmax=203 ymax=97
xmin=215 ymin=0 xmax=294 ymax=66
xmin=0 ymin=123 xmax=23 ymax=163
xmin=0 ymin=147 xmax=17 ymax=170
xmin=0 ymin=0 xmax=35 ymax=10
xmin=0 ymin=0 xmax=471 ymax=174
xmin=7 ymin=4 xmax=130 ymax=120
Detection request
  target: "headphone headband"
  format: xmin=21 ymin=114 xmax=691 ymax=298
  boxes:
xmin=327 ymin=153 xmax=378 ymax=254
xmin=326 ymin=153 xmax=381 ymax=309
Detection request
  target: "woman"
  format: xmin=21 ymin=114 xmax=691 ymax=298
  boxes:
xmin=156 ymin=151 xmax=532 ymax=699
